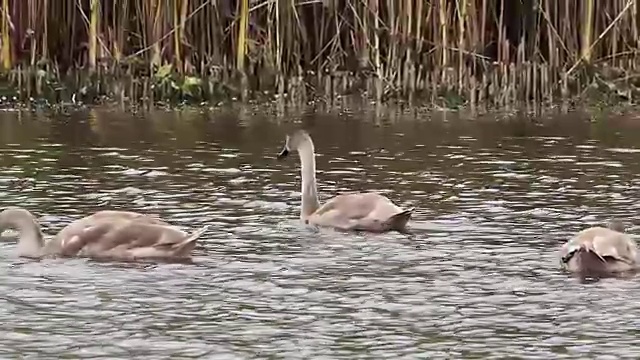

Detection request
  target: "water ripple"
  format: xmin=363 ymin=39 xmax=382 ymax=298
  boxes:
xmin=0 ymin=110 xmax=640 ymax=358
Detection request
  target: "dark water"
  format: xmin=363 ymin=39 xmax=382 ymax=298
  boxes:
xmin=1 ymin=107 xmax=640 ymax=359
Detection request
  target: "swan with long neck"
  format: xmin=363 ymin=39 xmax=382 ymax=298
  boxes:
xmin=560 ymin=220 xmax=638 ymax=275
xmin=0 ymin=207 xmax=209 ymax=261
xmin=0 ymin=208 xmax=46 ymax=258
xmin=279 ymin=131 xmax=320 ymax=218
xmin=277 ymin=130 xmax=414 ymax=233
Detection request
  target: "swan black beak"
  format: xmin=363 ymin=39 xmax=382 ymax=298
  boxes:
xmin=277 ymin=147 xmax=289 ymax=160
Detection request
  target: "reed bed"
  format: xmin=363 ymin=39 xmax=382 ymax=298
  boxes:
xmin=0 ymin=0 xmax=639 ymax=108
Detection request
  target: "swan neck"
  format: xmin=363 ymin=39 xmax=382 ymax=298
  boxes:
xmin=297 ymin=142 xmax=320 ymax=218
xmin=13 ymin=221 xmax=44 ymax=257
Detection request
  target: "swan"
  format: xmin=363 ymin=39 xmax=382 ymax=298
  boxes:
xmin=0 ymin=207 xmax=208 ymax=262
xmin=276 ymin=130 xmax=414 ymax=233
xmin=560 ymin=220 xmax=637 ymax=275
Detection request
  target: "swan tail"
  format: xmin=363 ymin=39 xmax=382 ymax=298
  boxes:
xmin=183 ymin=225 xmax=210 ymax=246
xmin=384 ymin=208 xmax=414 ymax=231
xmin=171 ymin=225 xmax=210 ymax=253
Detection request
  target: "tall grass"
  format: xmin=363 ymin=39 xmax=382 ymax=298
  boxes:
xmin=0 ymin=0 xmax=639 ymax=107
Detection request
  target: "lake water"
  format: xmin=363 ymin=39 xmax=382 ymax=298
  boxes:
xmin=1 ymin=106 xmax=640 ymax=359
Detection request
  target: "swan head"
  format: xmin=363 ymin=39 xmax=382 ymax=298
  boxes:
xmin=0 ymin=207 xmax=44 ymax=248
xmin=607 ymin=219 xmax=626 ymax=233
xmin=277 ymin=130 xmax=312 ymax=160
xmin=0 ymin=207 xmax=39 ymax=234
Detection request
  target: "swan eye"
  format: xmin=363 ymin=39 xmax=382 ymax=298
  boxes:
xmin=277 ymin=147 xmax=290 ymax=159
xmin=561 ymin=251 xmax=575 ymax=263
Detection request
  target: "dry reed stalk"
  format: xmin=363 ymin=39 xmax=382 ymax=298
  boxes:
xmin=0 ymin=0 xmax=638 ymax=108
xmin=401 ymin=0 xmax=412 ymax=97
xmin=89 ymin=0 xmax=99 ymax=72
xmin=236 ymin=0 xmax=248 ymax=74
xmin=172 ymin=0 xmax=182 ymax=70
xmin=438 ymin=0 xmax=448 ymax=69
xmin=581 ymin=0 xmax=595 ymax=62
xmin=497 ymin=0 xmax=505 ymax=62
xmin=274 ymin=0 xmax=283 ymax=97
xmin=567 ymin=0 xmax=634 ymax=77
xmin=111 ymin=0 xmax=125 ymax=62
xmin=1 ymin=0 xmax=11 ymax=70
xmin=457 ymin=0 xmax=468 ymax=92
xmin=633 ymin=0 xmax=639 ymax=50
xmin=369 ymin=0 xmax=382 ymax=103
xmin=143 ymin=0 xmax=163 ymax=66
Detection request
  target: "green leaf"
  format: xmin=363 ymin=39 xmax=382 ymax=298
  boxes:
xmin=183 ymin=76 xmax=201 ymax=87
xmin=155 ymin=64 xmax=173 ymax=79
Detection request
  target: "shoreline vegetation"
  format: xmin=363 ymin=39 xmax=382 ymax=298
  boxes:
xmin=0 ymin=0 xmax=639 ymax=111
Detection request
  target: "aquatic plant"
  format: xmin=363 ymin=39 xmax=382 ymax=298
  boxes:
xmin=0 ymin=0 xmax=638 ymax=109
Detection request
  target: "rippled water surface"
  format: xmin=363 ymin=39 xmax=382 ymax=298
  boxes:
xmin=1 ymin=108 xmax=640 ymax=359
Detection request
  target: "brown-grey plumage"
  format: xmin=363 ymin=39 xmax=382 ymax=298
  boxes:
xmin=560 ymin=220 xmax=638 ymax=275
xmin=0 ymin=207 xmax=208 ymax=262
xmin=277 ymin=130 xmax=414 ymax=233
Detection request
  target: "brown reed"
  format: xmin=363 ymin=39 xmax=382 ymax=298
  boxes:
xmin=0 ymin=0 xmax=638 ymax=109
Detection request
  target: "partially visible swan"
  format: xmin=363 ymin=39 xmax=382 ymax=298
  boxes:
xmin=560 ymin=220 xmax=638 ymax=275
xmin=276 ymin=130 xmax=414 ymax=233
xmin=0 ymin=207 xmax=208 ymax=262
